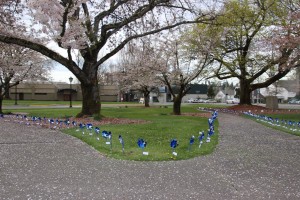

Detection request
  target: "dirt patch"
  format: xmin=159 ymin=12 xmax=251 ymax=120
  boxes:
xmin=181 ymin=112 xmax=212 ymax=118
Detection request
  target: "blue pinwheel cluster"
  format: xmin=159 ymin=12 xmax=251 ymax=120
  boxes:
xmin=244 ymin=111 xmax=300 ymax=132
xmin=208 ymin=110 xmax=218 ymax=137
xmin=196 ymin=110 xmax=218 ymax=148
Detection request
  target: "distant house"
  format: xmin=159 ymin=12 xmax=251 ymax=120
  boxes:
xmin=181 ymin=84 xmax=208 ymax=102
xmin=259 ymin=85 xmax=296 ymax=103
xmin=155 ymin=84 xmax=208 ymax=103
xmin=214 ymin=87 xmax=236 ymax=103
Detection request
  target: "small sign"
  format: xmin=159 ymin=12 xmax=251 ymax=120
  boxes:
xmin=106 ymin=142 xmax=111 ymax=145
xmin=172 ymin=152 xmax=177 ymax=156
xmin=143 ymin=152 xmax=149 ymax=155
xmin=96 ymin=137 xmax=100 ymax=141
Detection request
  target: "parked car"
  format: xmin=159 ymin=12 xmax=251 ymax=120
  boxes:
xmin=196 ymin=99 xmax=205 ymax=103
xmin=226 ymin=98 xmax=240 ymax=104
xmin=288 ymin=99 xmax=300 ymax=104
xmin=206 ymin=99 xmax=217 ymax=103
xmin=139 ymin=98 xmax=144 ymax=104
xmin=186 ymin=98 xmax=195 ymax=103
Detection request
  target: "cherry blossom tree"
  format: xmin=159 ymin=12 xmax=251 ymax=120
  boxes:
xmin=117 ymin=39 xmax=161 ymax=107
xmin=187 ymin=0 xmax=300 ymax=105
xmin=0 ymin=0 xmax=217 ymax=117
xmin=0 ymin=43 xmax=51 ymax=113
xmin=154 ymin=33 xmax=213 ymax=115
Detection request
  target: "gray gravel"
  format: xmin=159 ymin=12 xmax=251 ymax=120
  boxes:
xmin=0 ymin=113 xmax=300 ymax=200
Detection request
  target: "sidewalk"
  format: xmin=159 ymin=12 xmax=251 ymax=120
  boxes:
xmin=0 ymin=113 xmax=299 ymax=199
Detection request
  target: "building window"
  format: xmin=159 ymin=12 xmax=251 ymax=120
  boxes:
xmin=35 ymin=93 xmax=47 ymax=95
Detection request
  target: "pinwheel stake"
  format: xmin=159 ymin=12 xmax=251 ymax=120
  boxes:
xmin=72 ymin=120 xmax=77 ymax=127
xmin=86 ymin=123 xmax=93 ymax=136
xmin=79 ymin=123 xmax=85 ymax=135
xmin=49 ymin=119 xmax=54 ymax=129
xmin=95 ymin=127 xmax=100 ymax=141
xmin=119 ymin=135 xmax=124 ymax=154
xmin=64 ymin=119 xmax=70 ymax=129
xmin=206 ymin=129 xmax=211 ymax=143
xmin=137 ymin=138 xmax=148 ymax=155
xmin=102 ymin=131 xmax=112 ymax=144
xmin=170 ymin=139 xmax=178 ymax=156
xmin=198 ymin=131 xmax=205 ymax=148
xmin=109 ymin=133 xmax=112 ymax=151
xmin=208 ymin=118 xmax=214 ymax=131
xmin=38 ymin=117 xmax=42 ymax=126
xmin=188 ymin=136 xmax=195 ymax=151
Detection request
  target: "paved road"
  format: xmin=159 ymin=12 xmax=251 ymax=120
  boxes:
xmin=0 ymin=114 xmax=300 ymax=199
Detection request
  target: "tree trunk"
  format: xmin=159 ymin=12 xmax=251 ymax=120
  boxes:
xmin=4 ymin=85 xmax=10 ymax=99
xmin=173 ymin=96 xmax=182 ymax=115
xmin=79 ymin=81 xmax=101 ymax=117
xmin=0 ymin=95 xmax=3 ymax=114
xmin=144 ymin=91 xmax=150 ymax=107
xmin=239 ymin=79 xmax=252 ymax=105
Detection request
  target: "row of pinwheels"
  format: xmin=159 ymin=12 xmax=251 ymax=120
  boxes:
xmin=1 ymin=112 xmax=219 ymax=154
xmin=170 ymin=110 xmax=218 ymax=153
xmin=243 ymin=111 xmax=300 ymax=132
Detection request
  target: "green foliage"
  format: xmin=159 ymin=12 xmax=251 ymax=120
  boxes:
xmin=207 ymin=85 xmax=215 ymax=98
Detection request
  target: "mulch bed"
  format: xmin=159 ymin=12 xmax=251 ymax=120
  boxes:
xmin=69 ymin=117 xmax=149 ymax=126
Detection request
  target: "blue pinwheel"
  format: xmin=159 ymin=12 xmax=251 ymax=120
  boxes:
xmin=95 ymin=127 xmax=100 ymax=140
xmin=206 ymin=129 xmax=212 ymax=143
xmin=198 ymin=131 xmax=205 ymax=148
xmin=79 ymin=123 xmax=85 ymax=134
xmin=64 ymin=119 xmax=70 ymax=128
xmin=101 ymin=131 xmax=112 ymax=150
xmin=86 ymin=123 xmax=93 ymax=135
xmin=190 ymin=136 xmax=195 ymax=145
xmin=137 ymin=138 xmax=147 ymax=149
xmin=49 ymin=119 xmax=54 ymax=129
xmin=102 ymin=130 xmax=112 ymax=140
xmin=208 ymin=127 xmax=214 ymax=137
xmin=72 ymin=121 xmax=76 ymax=126
xmin=170 ymin=139 xmax=178 ymax=149
xmin=208 ymin=118 xmax=214 ymax=128
xmin=95 ymin=127 xmax=100 ymax=134
xmin=212 ymin=110 xmax=218 ymax=120
xmin=188 ymin=136 xmax=195 ymax=151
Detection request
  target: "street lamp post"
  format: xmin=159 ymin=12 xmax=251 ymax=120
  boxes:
xmin=69 ymin=77 xmax=73 ymax=108
xmin=14 ymin=84 xmax=17 ymax=105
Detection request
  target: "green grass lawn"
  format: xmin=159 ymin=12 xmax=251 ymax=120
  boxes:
xmin=2 ymin=100 xmax=82 ymax=106
xmin=4 ymin=104 xmax=219 ymax=161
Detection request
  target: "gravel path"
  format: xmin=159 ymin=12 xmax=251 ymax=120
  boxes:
xmin=0 ymin=113 xmax=300 ymax=200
